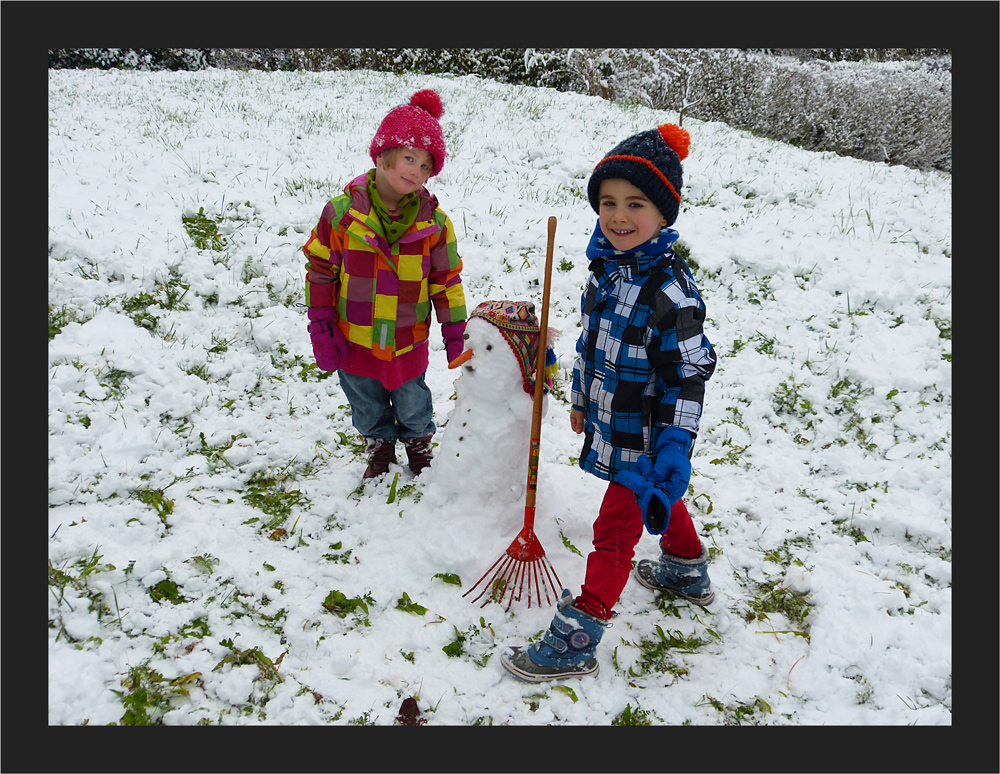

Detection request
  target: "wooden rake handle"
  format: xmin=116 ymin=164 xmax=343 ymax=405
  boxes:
xmin=523 ymin=217 xmax=557 ymax=525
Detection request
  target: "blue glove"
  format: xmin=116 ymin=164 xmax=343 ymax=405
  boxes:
xmin=616 ymin=427 xmax=692 ymax=535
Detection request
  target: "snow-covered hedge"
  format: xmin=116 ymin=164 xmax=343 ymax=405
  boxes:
xmin=47 ymin=47 xmax=952 ymax=173
xmin=576 ymin=49 xmax=952 ymax=173
xmin=48 ymin=48 xmax=213 ymax=71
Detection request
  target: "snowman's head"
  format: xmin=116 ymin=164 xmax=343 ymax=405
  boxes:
xmin=455 ymin=316 xmax=526 ymax=400
xmin=450 ymin=300 xmax=556 ymax=398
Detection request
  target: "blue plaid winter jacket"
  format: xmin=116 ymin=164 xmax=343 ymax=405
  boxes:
xmin=571 ymin=225 xmax=717 ymax=482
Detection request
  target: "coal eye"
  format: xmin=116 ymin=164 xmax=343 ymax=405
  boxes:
xmin=463 ymin=333 xmax=470 ymax=340
xmin=486 ymin=344 xmax=492 ymax=351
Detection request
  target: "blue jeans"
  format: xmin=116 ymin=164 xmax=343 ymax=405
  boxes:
xmin=338 ymin=371 xmax=436 ymax=442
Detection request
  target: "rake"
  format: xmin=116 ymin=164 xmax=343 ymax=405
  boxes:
xmin=463 ymin=216 xmax=563 ymax=610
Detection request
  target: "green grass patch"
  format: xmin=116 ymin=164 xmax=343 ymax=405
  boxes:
xmin=772 ymin=375 xmax=817 ymax=423
xmin=743 ymin=579 xmax=812 ymax=640
xmin=611 ymin=704 xmax=653 ymax=726
xmin=763 ymin=533 xmax=813 ymax=568
xmin=121 ymin=267 xmax=191 ymax=330
xmin=833 ymin=517 xmax=870 ymax=544
xmin=195 ymin=432 xmax=244 ymax=472
xmin=611 ymin=703 xmax=655 ymax=725
xmin=213 ymin=639 xmax=282 ymax=684
xmin=617 ymin=624 xmax=707 ymax=680
xmin=396 ymin=592 xmax=428 ymax=615
xmin=115 ymin=664 xmax=202 ymax=726
xmin=560 ymin=531 xmax=584 ymax=557
xmin=48 ymin=548 xmax=118 ymax=636
xmin=131 ymin=487 xmax=175 ymax=525
xmin=49 ymin=304 xmax=80 ymax=340
xmin=828 ymin=377 xmax=880 ymax=452
xmin=322 ymin=590 xmax=374 ymax=627
xmin=442 ymin=618 xmax=494 ymax=666
xmin=322 ymin=541 xmax=353 ymax=564
xmin=709 ymin=438 xmax=750 ymax=468
xmin=242 ymin=463 xmax=310 ymax=531
xmin=148 ymin=575 xmax=187 ymax=605
xmin=183 ymin=207 xmax=227 ymax=252
xmin=699 ymin=694 xmax=773 ymax=726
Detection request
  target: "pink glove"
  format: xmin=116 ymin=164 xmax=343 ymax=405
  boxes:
xmin=307 ymin=307 xmax=350 ymax=372
xmin=442 ymin=321 xmax=467 ymax=366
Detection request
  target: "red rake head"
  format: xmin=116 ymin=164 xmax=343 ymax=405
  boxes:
xmin=462 ymin=526 xmax=563 ymax=610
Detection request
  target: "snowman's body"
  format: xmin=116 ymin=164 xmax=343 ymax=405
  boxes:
xmin=428 ymin=315 xmax=545 ymax=505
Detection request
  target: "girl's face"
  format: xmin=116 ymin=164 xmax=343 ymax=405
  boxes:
xmin=597 ymin=178 xmax=667 ymax=252
xmin=375 ymin=146 xmax=433 ymax=207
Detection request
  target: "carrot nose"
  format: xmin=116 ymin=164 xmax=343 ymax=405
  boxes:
xmin=448 ymin=349 xmax=474 ymax=369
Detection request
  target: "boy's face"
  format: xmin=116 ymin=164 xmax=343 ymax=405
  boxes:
xmin=375 ymin=146 xmax=433 ymax=205
xmin=597 ymin=178 xmax=667 ymax=252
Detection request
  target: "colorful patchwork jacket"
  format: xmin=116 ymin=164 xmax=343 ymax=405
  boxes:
xmin=303 ymin=174 xmax=467 ymax=365
xmin=571 ymin=225 xmax=717 ymax=482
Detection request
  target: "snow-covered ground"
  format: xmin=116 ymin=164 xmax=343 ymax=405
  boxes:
xmin=48 ymin=67 xmax=952 ymax=733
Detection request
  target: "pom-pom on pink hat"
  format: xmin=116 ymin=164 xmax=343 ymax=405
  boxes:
xmin=370 ymin=89 xmax=447 ymax=177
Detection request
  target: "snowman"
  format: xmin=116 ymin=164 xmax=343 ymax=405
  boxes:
xmin=425 ymin=300 xmax=557 ymax=508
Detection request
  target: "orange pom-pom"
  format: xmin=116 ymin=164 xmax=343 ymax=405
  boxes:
xmin=657 ymin=124 xmax=690 ymax=161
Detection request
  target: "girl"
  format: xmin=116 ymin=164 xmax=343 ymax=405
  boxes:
xmin=303 ymin=90 xmax=468 ymax=479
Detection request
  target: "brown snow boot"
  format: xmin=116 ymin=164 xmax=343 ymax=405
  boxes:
xmin=363 ymin=438 xmax=397 ymax=480
xmin=402 ymin=434 xmax=434 ymax=476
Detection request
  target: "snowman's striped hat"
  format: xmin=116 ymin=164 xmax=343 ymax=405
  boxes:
xmin=469 ymin=300 xmax=557 ymax=396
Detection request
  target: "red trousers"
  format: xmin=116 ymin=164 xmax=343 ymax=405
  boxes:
xmin=575 ymin=482 xmax=703 ymax=620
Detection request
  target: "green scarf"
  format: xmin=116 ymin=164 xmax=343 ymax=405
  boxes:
xmin=367 ymin=169 xmax=419 ymax=246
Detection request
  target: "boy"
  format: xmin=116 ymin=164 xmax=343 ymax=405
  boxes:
xmin=303 ymin=90 xmax=468 ymax=479
xmin=502 ymin=124 xmax=717 ymax=681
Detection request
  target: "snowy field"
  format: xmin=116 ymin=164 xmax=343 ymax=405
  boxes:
xmin=48 ymin=67 xmax=953 ymax=736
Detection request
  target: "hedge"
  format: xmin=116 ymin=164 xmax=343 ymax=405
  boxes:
xmin=48 ymin=48 xmax=952 ymax=173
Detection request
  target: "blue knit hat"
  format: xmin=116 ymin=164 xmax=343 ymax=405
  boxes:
xmin=587 ymin=124 xmax=690 ymax=226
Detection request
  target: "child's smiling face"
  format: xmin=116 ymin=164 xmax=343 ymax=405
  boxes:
xmin=375 ymin=146 xmax=434 ymax=207
xmin=597 ymin=178 xmax=668 ymax=252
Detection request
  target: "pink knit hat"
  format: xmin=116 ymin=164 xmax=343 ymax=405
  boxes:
xmin=369 ymin=89 xmax=447 ymax=177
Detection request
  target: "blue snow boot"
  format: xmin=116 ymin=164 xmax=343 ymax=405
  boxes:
xmin=635 ymin=546 xmax=714 ymax=606
xmin=500 ymin=589 xmax=609 ymax=682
